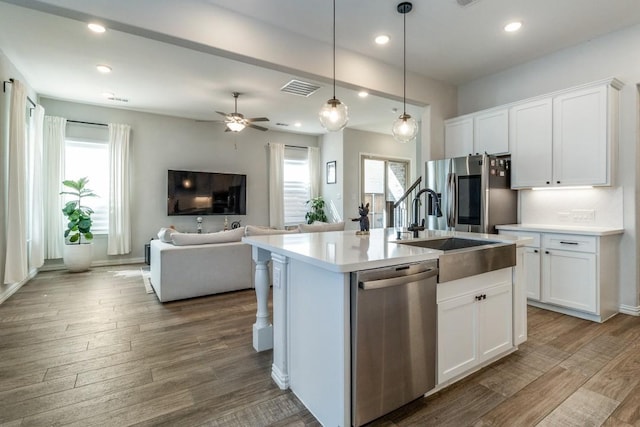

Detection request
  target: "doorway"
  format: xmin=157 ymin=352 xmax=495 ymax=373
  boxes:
xmin=361 ymin=156 xmax=410 ymax=229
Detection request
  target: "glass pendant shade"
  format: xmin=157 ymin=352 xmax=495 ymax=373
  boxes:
xmin=319 ymin=98 xmax=349 ymax=131
xmin=392 ymin=113 xmax=418 ymax=143
xmin=226 ymin=121 xmax=245 ymax=132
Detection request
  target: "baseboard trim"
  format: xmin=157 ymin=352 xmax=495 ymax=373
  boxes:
xmin=619 ymin=304 xmax=640 ymax=316
xmin=39 ymin=257 xmax=146 ymax=272
xmin=0 ymin=269 xmax=38 ymax=304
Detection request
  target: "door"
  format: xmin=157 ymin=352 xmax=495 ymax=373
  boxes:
xmin=542 ymin=249 xmax=597 ymax=313
xmin=444 ymin=117 xmax=473 ymax=158
xmin=478 ymin=282 xmax=513 ymax=361
xmin=361 ymin=156 xmax=410 ymax=229
xmin=425 ymin=158 xmax=452 ymax=231
xmin=438 ymin=292 xmax=478 ymax=383
xmin=452 ymin=155 xmax=485 ymax=233
xmin=474 ymin=108 xmax=509 ymax=155
xmin=510 ymin=98 xmax=553 ymax=188
xmin=524 ymin=247 xmax=541 ymax=300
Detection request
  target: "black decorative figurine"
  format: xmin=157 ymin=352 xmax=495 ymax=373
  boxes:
xmin=352 ymin=203 xmax=370 ymax=235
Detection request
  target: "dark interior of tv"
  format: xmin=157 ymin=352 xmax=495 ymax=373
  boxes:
xmin=167 ymin=169 xmax=246 ymax=216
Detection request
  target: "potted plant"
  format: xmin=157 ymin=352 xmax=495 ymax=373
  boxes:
xmin=60 ymin=177 xmax=98 ymax=272
xmin=305 ymin=196 xmax=328 ymax=224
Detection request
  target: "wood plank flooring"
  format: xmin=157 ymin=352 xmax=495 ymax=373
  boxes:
xmin=1 ymin=265 xmax=639 ymax=426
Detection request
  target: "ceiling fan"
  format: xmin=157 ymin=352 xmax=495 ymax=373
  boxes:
xmin=214 ymin=92 xmax=270 ymax=132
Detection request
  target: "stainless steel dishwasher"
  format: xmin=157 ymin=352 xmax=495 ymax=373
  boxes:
xmin=351 ymin=260 xmax=438 ymax=427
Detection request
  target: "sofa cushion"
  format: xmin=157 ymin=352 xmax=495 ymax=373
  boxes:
xmin=171 ymin=227 xmax=245 ymax=245
xmin=245 ymin=225 xmax=300 ymax=236
xmin=157 ymin=227 xmax=176 ymax=243
xmin=298 ymin=221 xmax=345 ymax=233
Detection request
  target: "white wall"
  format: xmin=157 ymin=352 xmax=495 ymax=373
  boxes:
xmin=457 ymin=24 xmax=640 ymax=310
xmin=40 ymin=98 xmax=319 ymax=266
xmin=320 ymin=131 xmax=344 ymax=223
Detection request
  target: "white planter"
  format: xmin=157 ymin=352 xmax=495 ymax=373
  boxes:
xmin=63 ymin=242 xmax=94 ymax=272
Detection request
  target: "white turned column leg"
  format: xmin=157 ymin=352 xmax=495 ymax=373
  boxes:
xmin=252 ymin=247 xmax=273 ymax=352
xmin=270 ymin=252 xmax=290 ymax=390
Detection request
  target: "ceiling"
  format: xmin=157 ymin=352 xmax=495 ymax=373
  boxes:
xmin=1 ymin=0 xmax=639 ymax=136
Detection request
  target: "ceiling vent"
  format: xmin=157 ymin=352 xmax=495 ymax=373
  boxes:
xmin=280 ymin=79 xmax=321 ymax=97
xmin=456 ymin=0 xmax=481 ymax=6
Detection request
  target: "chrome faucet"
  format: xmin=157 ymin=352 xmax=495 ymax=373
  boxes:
xmin=408 ymin=188 xmax=442 ymax=237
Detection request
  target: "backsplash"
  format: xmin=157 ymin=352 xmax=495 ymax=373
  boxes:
xmin=519 ymin=187 xmax=623 ymax=228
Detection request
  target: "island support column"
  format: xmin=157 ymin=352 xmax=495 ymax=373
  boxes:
xmin=270 ymin=252 xmax=290 ymax=389
xmin=252 ymin=247 xmax=273 ymax=352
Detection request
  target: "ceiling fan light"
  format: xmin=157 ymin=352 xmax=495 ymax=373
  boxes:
xmin=392 ymin=113 xmax=418 ymax=143
xmin=226 ymin=121 xmax=246 ymax=132
xmin=319 ymin=98 xmax=349 ymax=131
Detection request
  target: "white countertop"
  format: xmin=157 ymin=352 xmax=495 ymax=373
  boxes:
xmin=243 ymin=228 xmax=532 ymax=273
xmin=496 ymin=223 xmax=624 ymax=236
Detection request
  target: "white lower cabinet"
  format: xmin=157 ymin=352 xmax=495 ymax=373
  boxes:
xmin=437 ymin=268 xmax=513 ymax=385
xmin=499 ymin=228 xmax=621 ymax=323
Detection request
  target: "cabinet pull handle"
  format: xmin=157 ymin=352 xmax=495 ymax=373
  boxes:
xmin=482 ymin=294 xmax=487 ymax=300
xmin=559 ymin=241 xmax=579 ymax=245
xmin=557 ymin=181 xmax=561 ymax=184
xmin=534 ymin=249 xmax=539 ymax=253
xmin=546 ymin=181 xmax=550 ymax=185
xmin=545 ymin=250 xmax=550 ymax=254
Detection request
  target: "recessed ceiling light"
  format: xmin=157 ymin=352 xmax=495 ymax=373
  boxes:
xmin=374 ymin=35 xmax=390 ymax=45
xmin=504 ymin=21 xmax=522 ymax=32
xmin=96 ymin=64 xmax=112 ymax=73
xmin=294 ymin=122 xmax=302 ymax=127
xmin=358 ymin=91 xmax=369 ymax=98
xmin=88 ymin=23 xmax=106 ymax=33
xmin=101 ymin=91 xmax=114 ymax=99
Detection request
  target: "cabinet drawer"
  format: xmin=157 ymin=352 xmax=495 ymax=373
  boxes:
xmin=543 ymin=234 xmax=597 ymax=253
xmin=498 ymin=230 xmax=540 ymax=247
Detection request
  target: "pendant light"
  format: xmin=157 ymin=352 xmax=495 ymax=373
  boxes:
xmin=392 ymin=2 xmax=418 ymax=143
xmin=319 ymin=0 xmax=349 ymax=131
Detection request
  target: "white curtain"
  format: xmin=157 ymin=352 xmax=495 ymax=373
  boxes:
xmin=268 ymin=143 xmax=285 ymax=228
xmin=43 ymin=116 xmax=66 ymax=259
xmin=107 ymin=123 xmax=131 ymax=255
xmin=308 ymin=146 xmax=320 ymax=199
xmin=4 ymin=80 xmax=28 ymax=284
xmin=28 ymin=105 xmax=45 ymax=269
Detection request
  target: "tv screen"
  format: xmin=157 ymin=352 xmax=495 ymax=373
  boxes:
xmin=167 ymin=170 xmax=247 ymax=216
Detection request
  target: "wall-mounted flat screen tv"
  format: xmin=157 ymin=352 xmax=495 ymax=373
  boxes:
xmin=167 ymin=169 xmax=247 ymax=216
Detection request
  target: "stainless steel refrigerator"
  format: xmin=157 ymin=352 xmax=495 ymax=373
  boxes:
xmin=424 ymin=154 xmax=517 ymax=234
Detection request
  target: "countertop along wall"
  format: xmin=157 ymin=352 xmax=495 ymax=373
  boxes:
xmin=456 ymin=23 xmax=640 ymax=312
xmin=40 ymin=98 xmax=319 ymax=267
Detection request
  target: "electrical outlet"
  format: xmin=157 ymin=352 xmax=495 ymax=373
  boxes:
xmin=571 ymin=209 xmax=595 ymax=222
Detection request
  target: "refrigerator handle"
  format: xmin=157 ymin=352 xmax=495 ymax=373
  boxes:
xmin=446 ymin=172 xmax=456 ymax=229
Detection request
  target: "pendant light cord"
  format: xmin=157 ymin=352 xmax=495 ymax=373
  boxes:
xmin=332 ymin=0 xmax=336 ymax=100
xmin=403 ymin=8 xmax=407 ymax=115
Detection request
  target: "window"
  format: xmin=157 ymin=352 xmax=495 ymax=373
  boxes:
xmin=64 ymin=139 xmax=109 ymax=233
xmin=361 ymin=156 xmax=409 ymax=229
xmin=283 ymin=147 xmax=310 ymax=225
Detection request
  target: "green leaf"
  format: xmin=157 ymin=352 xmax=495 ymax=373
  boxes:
xmin=69 ymin=234 xmax=79 ymax=243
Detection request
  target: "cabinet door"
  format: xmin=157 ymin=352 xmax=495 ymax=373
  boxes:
xmin=542 ymin=249 xmax=597 ymax=313
xmin=524 ymin=247 xmax=541 ymax=300
xmin=478 ymin=282 xmax=513 ymax=361
xmin=438 ymin=293 xmax=478 ymax=384
xmin=553 ymin=85 xmax=609 ymax=186
xmin=510 ymin=98 xmax=553 ymax=188
xmin=444 ymin=117 xmax=473 ymax=158
xmin=474 ymin=108 xmax=509 ymax=155
xmin=512 ymin=248 xmax=527 ymax=345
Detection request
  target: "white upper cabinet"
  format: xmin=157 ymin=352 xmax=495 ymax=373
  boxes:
xmin=444 ymin=116 xmax=473 ymax=158
xmin=510 ymin=78 xmax=621 ymax=188
xmin=510 ymin=98 xmax=553 ymax=188
xmin=444 ymin=108 xmax=508 ymax=158
xmin=474 ymin=108 xmax=509 ymax=155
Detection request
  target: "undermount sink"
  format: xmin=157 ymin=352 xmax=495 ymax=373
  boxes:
xmin=396 ymin=237 xmax=516 ymax=283
xmin=398 ymin=237 xmax=501 ymax=251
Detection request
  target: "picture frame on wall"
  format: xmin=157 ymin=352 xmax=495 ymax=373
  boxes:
xmin=326 ymin=161 xmax=337 ymax=184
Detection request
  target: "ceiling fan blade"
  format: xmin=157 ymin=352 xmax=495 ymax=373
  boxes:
xmin=247 ymin=123 xmax=268 ymax=132
xmin=195 ymin=119 xmax=226 ymax=123
xmin=215 ymin=111 xmax=230 ymax=117
xmin=246 ymin=117 xmax=270 ymax=122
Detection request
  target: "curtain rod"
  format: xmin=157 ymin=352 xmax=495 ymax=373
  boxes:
xmin=268 ymin=143 xmax=311 ymax=150
xmin=67 ymin=119 xmax=108 ymax=127
xmin=3 ymin=79 xmax=37 ymax=108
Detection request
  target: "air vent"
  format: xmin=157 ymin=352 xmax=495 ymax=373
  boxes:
xmin=107 ymin=96 xmax=129 ymax=103
xmin=275 ymin=122 xmax=290 ymax=127
xmin=456 ymin=0 xmax=481 ymax=6
xmin=280 ymin=79 xmax=321 ymax=97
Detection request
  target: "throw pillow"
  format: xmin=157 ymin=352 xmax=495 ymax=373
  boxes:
xmin=157 ymin=227 xmax=177 ymax=243
xmin=171 ymin=227 xmax=246 ymax=246
xmin=245 ymin=225 xmax=300 ymax=236
xmin=298 ymin=221 xmax=345 ymax=233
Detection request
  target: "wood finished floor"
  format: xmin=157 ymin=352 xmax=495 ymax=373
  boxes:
xmin=1 ymin=265 xmax=639 ymax=426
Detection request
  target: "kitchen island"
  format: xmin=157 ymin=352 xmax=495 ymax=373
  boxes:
xmin=243 ymin=228 xmax=531 ymax=426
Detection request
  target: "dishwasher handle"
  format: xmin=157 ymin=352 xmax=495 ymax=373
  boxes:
xmin=359 ymin=268 xmax=438 ymax=291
